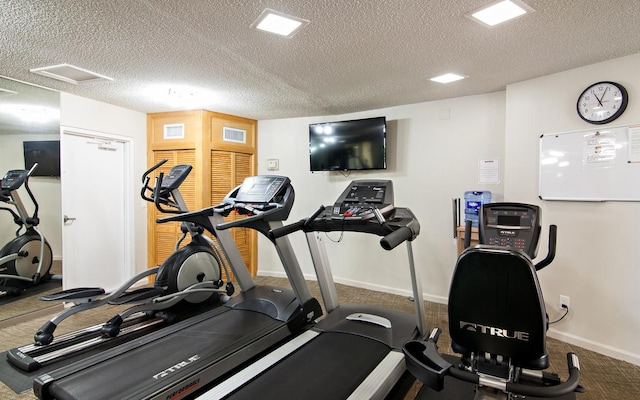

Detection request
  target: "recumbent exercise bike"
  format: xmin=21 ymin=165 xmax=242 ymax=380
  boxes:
xmin=403 ymin=203 xmax=583 ymax=399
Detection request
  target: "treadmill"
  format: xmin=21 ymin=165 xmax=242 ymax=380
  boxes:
xmin=33 ymin=175 xmax=322 ymax=400
xmin=195 ymin=180 xmax=426 ymax=400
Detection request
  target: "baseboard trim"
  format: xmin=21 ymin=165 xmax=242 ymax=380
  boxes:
xmin=548 ymin=328 xmax=640 ymax=366
xmin=258 ymin=269 xmax=640 ymax=367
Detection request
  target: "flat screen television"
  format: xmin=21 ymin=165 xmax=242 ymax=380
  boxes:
xmin=23 ymin=140 xmax=61 ymax=177
xmin=309 ymin=116 xmax=387 ymax=171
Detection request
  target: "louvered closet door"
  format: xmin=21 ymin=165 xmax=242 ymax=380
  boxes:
xmin=151 ymin=150 xmax=197 ymax=269
xmin=212 ymin=150 xmax=256 ymax=278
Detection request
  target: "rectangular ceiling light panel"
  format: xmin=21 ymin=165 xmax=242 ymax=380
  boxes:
xmin=251 ymin=8 xmax=309 ymax=37
xmin=467 ymin=0 xmax=534 ymax=27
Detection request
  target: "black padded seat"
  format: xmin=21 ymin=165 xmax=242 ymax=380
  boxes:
xmin=448 ymin=245 xmax=549 ymax=370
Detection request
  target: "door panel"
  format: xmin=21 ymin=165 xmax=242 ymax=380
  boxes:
xmin=62 ymin=132 xmax=129 ymax=291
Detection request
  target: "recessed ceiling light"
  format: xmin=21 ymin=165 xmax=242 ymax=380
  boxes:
xmin=430 ymin=73 xmax=465 ymax=84
xmin=467 ymin=0 xmax=534 ymax=27
xmin=251 ymin=9 xmax=309 ymax=37
xmin=29 ymin=64 xmax=113 ymax=84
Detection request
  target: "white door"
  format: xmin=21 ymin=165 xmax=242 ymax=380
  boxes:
xmin=61 ymin=130 xmax=132 ymax=291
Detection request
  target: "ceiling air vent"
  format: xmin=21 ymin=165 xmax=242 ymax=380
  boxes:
xmin=223 ymin=127 xmax=246 ymax=144
xmin=29 ymin=64 xmax=113 ymax=84
xmin=164 ymin=123 xmax=185 ymax=140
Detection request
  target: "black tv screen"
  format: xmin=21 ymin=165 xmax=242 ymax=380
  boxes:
xmin=23 ymin=140 xmax=61 ymax=177
xmin=309 ymin=116 xmax=387 ymax=171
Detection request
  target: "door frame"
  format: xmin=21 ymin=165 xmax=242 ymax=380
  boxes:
xmin=60 ymin=126 xmax=135 ymax=283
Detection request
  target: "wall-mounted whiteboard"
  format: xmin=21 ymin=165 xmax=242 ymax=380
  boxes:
xmin=539 ymin=124 xmax=640 ymax=201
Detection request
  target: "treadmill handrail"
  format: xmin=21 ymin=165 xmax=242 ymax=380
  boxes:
xmin=380 ymin=226 xmax=415 ymax=250
xmin=268 ymin=205 xmax=326 ymax=240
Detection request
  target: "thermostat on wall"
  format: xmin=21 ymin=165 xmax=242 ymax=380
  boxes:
xmin=267 ymin=159 xmax=279 ymax=171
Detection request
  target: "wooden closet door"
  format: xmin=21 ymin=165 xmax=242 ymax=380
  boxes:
xmin=211 ymin=150 xmax=256 ymax=277
xmin=149 ymin=150 xmax=196 ymax=269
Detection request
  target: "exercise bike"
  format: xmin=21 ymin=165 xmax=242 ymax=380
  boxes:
xmin=6 ymin=160 xmax=233 ymax=372
xmin=0 ymin=163 xmax=56 ymax=298
xmin=403 ymin=203 xmax=583 ymax=399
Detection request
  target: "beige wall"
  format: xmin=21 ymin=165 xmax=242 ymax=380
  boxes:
xmin=256 ymin=91 xmax=506 ymax=302
xmin=257 ymin=52 xmax=640 ymax=367
xmin=504 ymin=53 xmax=640 ymax=365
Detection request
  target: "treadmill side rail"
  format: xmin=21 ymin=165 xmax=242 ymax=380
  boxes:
xmin=347 ymin=350 xmax=406 ymax=400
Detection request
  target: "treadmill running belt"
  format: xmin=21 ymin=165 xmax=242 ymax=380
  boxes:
xmin=223 ymin=332 xmax=390 ymax=400
xmin=45 ymin=310 xmax=283 ymax=400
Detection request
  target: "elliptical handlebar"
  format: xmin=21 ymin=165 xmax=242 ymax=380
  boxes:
xmin=23 ymin=163 xmax=40 ymax=221
xmin=142 ymin=158 xmax=168 ymax=184
xmin=534 ymin=224 xmax=557 ymax=271
xmin=140 ymin=159 xmax=168 ymax=203
xmin=151 ymin=172 xmax=183 ymax=214
xmin=140 ymin=159 xmax=189 ymax=214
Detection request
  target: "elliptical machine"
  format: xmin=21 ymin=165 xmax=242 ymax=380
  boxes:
xmin=403 ymin=203 xmax=583 ymax=399
xmin=6 ymin=160 xmax=233 ymax=372
xmin=0 ymin=163 xmax=55 ymax=297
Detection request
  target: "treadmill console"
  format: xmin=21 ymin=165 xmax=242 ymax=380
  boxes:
xmin=479 ymin=203 xmax=541 ymax=258
xmin=1 ymin=170 xmax=28 ymax=191
xmin=331 ymin=180 xmax=394 ymax=220
xmin=234 ymin=175 xmax=291 ymax=210
xmin=160 ymin=164 xmax=192 ymax=191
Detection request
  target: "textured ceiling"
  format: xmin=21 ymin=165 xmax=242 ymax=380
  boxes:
xmin=1 ymin=0 xmax=640 ymax=120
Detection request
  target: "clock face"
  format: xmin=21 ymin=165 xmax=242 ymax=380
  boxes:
xmin=577 ymin=81 xmax=628 ymax=125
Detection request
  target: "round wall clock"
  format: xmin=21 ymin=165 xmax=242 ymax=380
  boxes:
xmin=576 ymin=81 xmax=628 ymax=125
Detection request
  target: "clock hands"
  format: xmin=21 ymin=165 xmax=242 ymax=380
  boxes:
xmin=592 ymin=87 xmax=609 ymax=108
xmin=592 ymin=89 xmax=604 ymax=107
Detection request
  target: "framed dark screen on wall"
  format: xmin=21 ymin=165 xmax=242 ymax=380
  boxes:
xmin=23 ymin=140 xmax=61 ymax=177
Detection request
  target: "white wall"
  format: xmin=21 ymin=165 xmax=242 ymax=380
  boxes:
xmin=258 ymin=52 xmax=640 ymax=367
xmin=504 ymin=53 xmax=640 ymax=365
xmin=257 ymin=92 xmax=506 ymax=303
xmin=60 ymin=93 xmax=148 ymax=275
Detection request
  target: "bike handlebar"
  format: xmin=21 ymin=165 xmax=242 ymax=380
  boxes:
xmin=403 ymin=328 xmax=581 ymax=398
xmin=535 ymin=224 xmax=557 ymax=271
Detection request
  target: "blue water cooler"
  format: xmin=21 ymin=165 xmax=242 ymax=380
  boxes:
xmin=464 ymin=191 xmax=491 ymax=227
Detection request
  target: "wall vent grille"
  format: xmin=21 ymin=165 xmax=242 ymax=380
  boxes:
xmin=164 ymin=123 xmax=185 ymax=139
xmin=223 ymin=127 xmax=246 ymax=143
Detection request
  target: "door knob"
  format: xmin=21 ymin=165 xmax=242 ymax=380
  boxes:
xmin=64 ymin=215 xmax=77 ymax=224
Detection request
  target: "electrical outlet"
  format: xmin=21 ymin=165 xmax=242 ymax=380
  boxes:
xmin=559 ymin=295 xmax=570 ymax=309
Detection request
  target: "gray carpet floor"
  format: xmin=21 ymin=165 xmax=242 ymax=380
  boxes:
xmin=0 ymin=275 xmax=638 ymax=399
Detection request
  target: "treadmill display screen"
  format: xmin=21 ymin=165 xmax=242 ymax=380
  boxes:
xmin=235 ymin=176 xmax=290 ymax=203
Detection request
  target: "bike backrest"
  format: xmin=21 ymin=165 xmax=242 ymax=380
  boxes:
xmin=448 ymin=245 xmax=549 ymax=370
